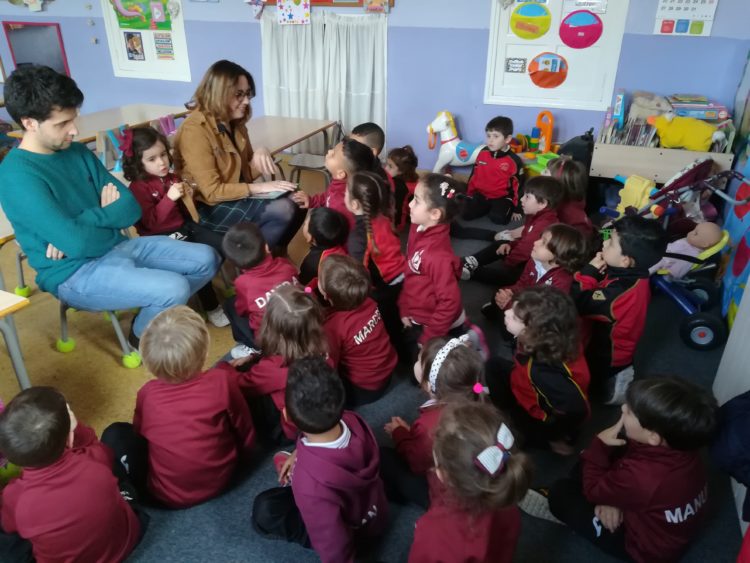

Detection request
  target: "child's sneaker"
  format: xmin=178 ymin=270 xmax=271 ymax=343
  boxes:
xmin=480 ymin=301 xmax=500 ymax=321
xmin=604 ymin=365 xmax=635 ymax=406
xmin=465 ymin=323 xmax=490 ymax=362
xmin=518 ymin=488 xmax=563 ymax=524
xmin=273 ymin=451 xmax=293 ymax=486
xmin=461 ymin=256 xmax=479 ymax=281
xmin=207 ymin=306 xmax=230 ymax=328
xmin=230 ymin=344 xmax=261 ymax=359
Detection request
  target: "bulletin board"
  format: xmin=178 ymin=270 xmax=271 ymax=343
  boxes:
xmin=484 ymin=0 xmax=629 ymax=111
xmin=99 ymin=0 xmax=191 ymax=82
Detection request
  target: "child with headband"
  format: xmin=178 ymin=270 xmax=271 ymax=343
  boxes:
xmin=408 ymin=402 xmax=532 ymax=563
xmin=381 ymin=335 xmax=485 ymax=508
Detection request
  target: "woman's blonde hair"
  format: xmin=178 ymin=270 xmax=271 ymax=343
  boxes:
xmin=140 ymin=306 xmax=209 ymax=383
xmin=258 ymin=285 xmax=328 ymax=363
xmin=187 ymin=59 xmax=255 ymax=124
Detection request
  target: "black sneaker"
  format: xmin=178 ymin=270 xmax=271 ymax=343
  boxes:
xmin=480 ymin=301 xmax=500 ymax=320
xmin=461 ymin=256 xmax=479 ymax=281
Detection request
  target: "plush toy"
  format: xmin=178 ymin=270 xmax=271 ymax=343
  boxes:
xmin=629 ymin=91 xmax=672 ymax=122
xmin=650 ymin=113 xmax=725 ymax=152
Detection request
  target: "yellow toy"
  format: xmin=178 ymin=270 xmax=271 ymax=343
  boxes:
xmin=649 ymin=113 xmax=725 ymax=152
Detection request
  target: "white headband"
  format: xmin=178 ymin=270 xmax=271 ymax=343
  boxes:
xmin=474 ymin=423 xmax=515 ymax=476
xmin=428 ymin=335 xmax=469 ymax=393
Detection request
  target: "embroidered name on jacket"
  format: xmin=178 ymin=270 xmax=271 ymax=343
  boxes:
xmin=354 ymin=308 xmax=382 ymax=345
xmin=664 ymin=486 xmax=708 ymax=523
xmin=254 ymin=279 xmax=298 ymax=309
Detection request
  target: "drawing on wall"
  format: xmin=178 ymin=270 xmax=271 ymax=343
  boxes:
xmin=654 ymin=0 xmax=719 ymax=37
xmin=509 ymin=2 xmax=552 ymax=40
xmin=110 ymin=0 xmax=172 ymax=31
xmin=278 ymin=0 xmax=310 ymax=25
xmin=124 ymin=31 xmax=145 ymax=60
xmin=528 ymin=52 xmax=568 ymax=88
xmin=559 ymin=10 xmax=602 ymax=48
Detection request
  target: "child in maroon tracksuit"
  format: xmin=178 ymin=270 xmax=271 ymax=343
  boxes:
xmin=298 ymin=207 xmax=349 ymax=290
xmin=319 ymin=255 xmax=397 ymax=406
xmin=346 ymin=171 xmax=407 ymax=350
xmin=528 ymin=377 xmax=718 ymax=563
xmin=381 ymin=335 xmax=486 ymax=509
xmin=571 ymin=215 xmax=667 ymax=404
xmin=461 ymin=175 xmax=561 ymax=287
xmin=252 ymin=357 xmax=388 ymax=563
xmin=0 ymin=388 xmax=143 ymax=563
xmin=545 ymin=155 xmax=594 ymax=240
xmin=487 ymin=287 xmax=590 ymax=455
xmin=409 ymin=402 xmax=532 ymax=563
xmin=102 ymin=306 xmax=256 ymax=508
xmin=398 ymin=174 xmax=487 ymax=363
xmin=385 ymin=144 xmax=419 ymax=231
xmin=222 ymin=222 xmax=299 ymax=359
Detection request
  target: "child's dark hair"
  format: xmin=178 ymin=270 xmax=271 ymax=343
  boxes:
xmin=625 ymin=376 xmax=717 ymax=450
xmin=122 ymin=126 xmax=172 ymax=182
xmin=420 ymin=337 xmax=486 ymax=402
xmin=348 ymin=171 xmax=394 ymax=253
xmin=259 ymin=284 xmax=328 ymax=363
xmin=547 ymin=156 xmax=587 ymax=202
xmin=512 ymin=286 xmax=579 ymax=364
xmin=485 ymin=116 xmax=513 ymax=138
xmin=0 ymin=387 xmax=70 ymax=468
xmin=308 ymin=208 xmax=349 ymax=249
xmin=222 ymin=222 xmax=267 ymax=269
xmin=434 ymin=402 xmax=532 ymax=512
xmin=524 ymin=176 xmax=562 ymax=210
xmin=341 ymin=137 xmax=387 ymax=180
xmin=285 ymin=357 xmax=345 ymax=434
xmin=387 ymin=145 xmax=419 ymax=183
xmin=419 ymin=173 xmax=468 ymax=223
xmin=613 ymin=216 xmax=669 ymax=269
xmin=4 ymin=65 xmax=83 ymax=128
xmin=351 ymin=122 xmax=385 ymax=154
xmin=542 ymin=223 xmax=588 ymax=273
xmin=319 ymin=254 xmax=371 ymax=310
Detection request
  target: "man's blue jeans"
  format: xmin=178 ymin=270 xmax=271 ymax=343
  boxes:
xmin=57 ymin=236 xmax=220 ymax=337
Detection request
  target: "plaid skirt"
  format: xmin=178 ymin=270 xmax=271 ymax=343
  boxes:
xmin=198 ymin=198 xmax=271 ymax=234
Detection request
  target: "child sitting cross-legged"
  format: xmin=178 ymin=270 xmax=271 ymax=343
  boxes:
xmin=462 ymin=176 xmax=562 ymax=287
xmin=222 ymin=222 xmax=300 ymax=360
xmin=319 ymin=254 xmax=397 ymax=406
xmin=544 ymin=156 xmax=594 ymax=239
xmin=409 ymin=402 xmax=532 ymax=563
xmin=237 ymin=284 xmax=332 ymax=445
xmin=572 ymin=216 xmax=668 ymax=404
xmin=252 ymin=357 xmax=388 ymax=563
xmin=102 ymin=306 xmax=256 ymax=508
xmin=521 ymin=376 xmax=717 ymax=563
xmin=380 ymin=335 xmax=486 ymax=509
xmin=298 ymin=207 xmax=349 ymax=290
xmin=0 ymin=387 xmax=145 ymax=562
xmin=486 ymin=286 xmax=591 ymax=456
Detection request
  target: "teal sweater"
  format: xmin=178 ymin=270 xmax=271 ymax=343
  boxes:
xmin=0 ymin=142 xmax=141 ymax=295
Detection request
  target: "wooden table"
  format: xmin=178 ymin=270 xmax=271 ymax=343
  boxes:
xmin=8 ymin=103 xmax=188 ymax=144
xmin=0 ymin=282 xmax=31 ymax=390
xmin=247 ymin=116 xmax=337 ymax=155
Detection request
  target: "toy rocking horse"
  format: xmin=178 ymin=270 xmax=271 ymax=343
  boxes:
xmin=427 ymin=111 xmax=483 ymax=173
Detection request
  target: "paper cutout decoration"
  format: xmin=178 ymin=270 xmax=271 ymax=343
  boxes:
xmin=528 ymin=52 xmax=568 ymax=88
xmin=278 ymin=0 xmax=310 ymax=25
xmin=510 ymin=2 xmax=552 ymax=40
xmin=560 ymin=10 xmax=603 ymax=49
xmin=506 ymin=58 xmax=527 ymax=73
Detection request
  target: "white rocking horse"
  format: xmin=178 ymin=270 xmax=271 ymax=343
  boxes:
xmin=427 ymin=111 xmax=484 ymax=173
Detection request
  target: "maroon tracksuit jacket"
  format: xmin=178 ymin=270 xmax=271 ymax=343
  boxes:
xmin=234 ymin=254 xmax=299 ymax=332
xmin=500 ymin=260 xmax=574 ymax=308
xmin=467 ymin=147 xmax=524 ymax=204
xmin=505 ymin=207 xmax=559 ymax=267
xmin=309 ymin=177 xmax=356 ymax=231
xmin=130 ymin=173 xmax=185 ymax=236
xmin=391 ymin=400 xmax=443 ymax=475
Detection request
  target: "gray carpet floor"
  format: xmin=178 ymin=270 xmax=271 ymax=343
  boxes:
xmin=128 ymin=218 xmax=741 ymax=563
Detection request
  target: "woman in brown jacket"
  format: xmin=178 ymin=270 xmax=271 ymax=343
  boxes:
xmin=173 ymin=60 xmax=300 ymax=248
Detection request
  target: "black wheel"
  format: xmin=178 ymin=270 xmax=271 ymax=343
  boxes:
xmin=679 ymin=313 xmax=727 ymax=350
xmin=685 ymin=278 xmax=720 ymax=309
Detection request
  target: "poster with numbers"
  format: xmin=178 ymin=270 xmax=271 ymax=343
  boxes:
xmin=653 ymin=0 xmax=719 ymax=37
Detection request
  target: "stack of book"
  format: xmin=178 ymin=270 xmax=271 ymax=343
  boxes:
xmin=667 ymin=94 xmax=731 ymax=122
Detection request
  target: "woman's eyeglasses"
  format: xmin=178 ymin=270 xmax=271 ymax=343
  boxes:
xmin=234 ymin=89 xmax=254 ymax=102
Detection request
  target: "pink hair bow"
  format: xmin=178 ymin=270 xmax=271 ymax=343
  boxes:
xmin=474 ymin=423 xmax=515 ymax=476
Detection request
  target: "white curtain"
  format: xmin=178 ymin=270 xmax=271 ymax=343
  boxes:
xmin=260 ymin=11 xmax=387 ymax=154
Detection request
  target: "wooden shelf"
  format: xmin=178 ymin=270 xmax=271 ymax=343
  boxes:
xmin=590 ymin=143 xmax=735 ymax=183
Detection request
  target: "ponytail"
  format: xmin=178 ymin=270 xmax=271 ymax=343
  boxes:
xmin=348 ymin=170 xmax=393 ymax=255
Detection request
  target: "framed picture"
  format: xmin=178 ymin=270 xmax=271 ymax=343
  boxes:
xmin=3 ymin=21 xmax=71 ymax=76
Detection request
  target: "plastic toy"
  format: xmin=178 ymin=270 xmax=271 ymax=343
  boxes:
xmin=427 ymin=111 xmax=483 ymax=173
xmin=535 ymin=110 xmax=554 ymax=153
xmin=649 ymin=113 xmax=725 ymax=152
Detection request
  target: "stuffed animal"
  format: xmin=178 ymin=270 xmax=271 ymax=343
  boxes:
xmin=649 ymin=113 xmax=725 ymax=152
xmin=629 ymin=91 xmax=672 ymax=122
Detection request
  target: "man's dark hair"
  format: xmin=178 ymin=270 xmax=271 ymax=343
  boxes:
xmin=485 ymin=116 xmax=513 ymax=138
xmin=0 ymin=387 xmax=70 ymax=468
xmin=524 ymin=176 xmax=562 ymax=210
xmin=222 ymin=222 xmax=267 ymax=269
xmin=4 ymin=65 xmax=83 ymax=129
xmin=308 ymin=208 xmax=349 ymax=249
xmin=626 ymin=376 xmax=718 ymax=450
xmin=613 ymin=215 xmax=669 ymax=269
xmin=285 ymin=357 xmax=345 ymax=434
xmin=351 ymin=122 xmax=385 ymax=154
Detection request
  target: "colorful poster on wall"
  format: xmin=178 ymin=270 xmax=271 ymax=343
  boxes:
xmin=528 ymin=52 xmax=568 ymax=88
xmin=653 ymin=0 xmax=718 ymax=37
xmin=124 ymin=31 xmax=145 ymax=60
xmin=109 ymin=0 xmax=172 ymax=31
xmin=278 ymin=0 xmax=310 ymax=25
xmin=559 ymin=10 xmax=603 ymax=48
xmin=154 ymin=32 xmax=174 ymax=60
xmin=510 ymin=2 xmax=552 ymax=40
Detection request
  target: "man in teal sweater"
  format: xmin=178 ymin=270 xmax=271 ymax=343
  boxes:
xmin=0 ymin=66 xmax=220 ymax=345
